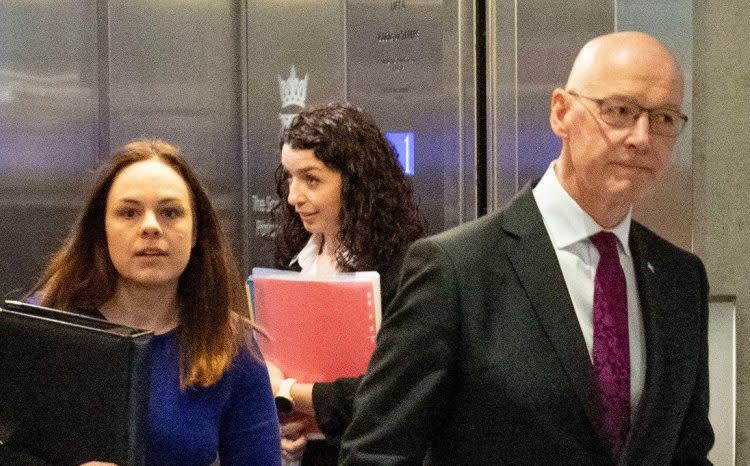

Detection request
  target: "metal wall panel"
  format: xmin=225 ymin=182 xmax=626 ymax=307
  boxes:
xmin=487 ymin=0 xmax=694 ymax=252
xmin=0 ymin=0 xmax=100 ymax=178
xmin=346 ymin=0 xmax=478 ymax=231
xmin=244 ymin=0 xmax=477 ymax=268
xmin=0 ymin=0 xmax=99 ymax=296
xmin=0 ymin=0 xmax=248 ymax=294
xmin=108 ymin=0 xmax=245 ymax=260
xmin=706 ymin=297 xmax=737 ymax=466
xmin=487 ymin=0 xmax=613 ymax=211
xmin=515 ymin=1 xmax=613 ymax=190
xmin=486 ymin=0 xmax=517 ymax=207
xmin=245 ymin=0 xmax=347 ymax=268
xmin=0 ymin=1 xmax=697 ymax=296
xmin=618 ymin=0 xmax=694 ymax=251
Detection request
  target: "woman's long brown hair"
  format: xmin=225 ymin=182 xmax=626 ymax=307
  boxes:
xmin=32 ymin=139 xmax=250 ymax=389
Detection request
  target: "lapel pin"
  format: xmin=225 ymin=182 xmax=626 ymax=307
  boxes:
xmin=647 ymin=262 xmax=656 ymax=273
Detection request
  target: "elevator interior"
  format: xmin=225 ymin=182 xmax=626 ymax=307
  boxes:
xmin=1 ymin=1 xmax=730 ymax=462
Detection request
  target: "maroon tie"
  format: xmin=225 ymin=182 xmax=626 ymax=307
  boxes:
xmin=591 ymin=231 xmax=630 ymax=457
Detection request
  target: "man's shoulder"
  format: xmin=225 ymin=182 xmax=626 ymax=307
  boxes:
xmin=631 ymin=221 xmax=704 ymax=268
xmin=427 ymin=188 xmax=536 ymax=246
xmin=422 ymin=209 xmax=507 ymax=251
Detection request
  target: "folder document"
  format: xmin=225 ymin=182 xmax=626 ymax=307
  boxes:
xmin=247 ymin=268 xmax=381 ymax=383
xmin=0 ymin=301 xmax=152 ymax=466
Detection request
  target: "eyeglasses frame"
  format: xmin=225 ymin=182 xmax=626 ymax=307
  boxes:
xmin=566 ymin=90 xmax=688 ymax=137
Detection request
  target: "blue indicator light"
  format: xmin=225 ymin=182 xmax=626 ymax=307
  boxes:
xmin=385 ymin=131 xmax=415 ymax=176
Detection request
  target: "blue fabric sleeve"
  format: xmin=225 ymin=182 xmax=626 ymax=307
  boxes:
xmin=218 ymin=346 xmax=282 ymax=466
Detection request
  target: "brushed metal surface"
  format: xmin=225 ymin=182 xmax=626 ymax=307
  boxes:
xmin=0 ymin=0 xmax=99 ymax=296
xmin=245 ymin=0 xmax=347 ymax=267
xmin=486 ymin=0 xmax=612 ymax=211
xmin=107 ymin=0 xmax=245 ymax=264
xmin=486 ymin=0 xmax=694 ymax=252
xmin=618 ymin=0 xmax=694 ymax=251
xmin=346 ymin=0 xmax=478 ymax=231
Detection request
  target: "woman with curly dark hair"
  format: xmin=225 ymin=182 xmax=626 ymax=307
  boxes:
xmin=269 ymin=102 xmax=426 ymax=465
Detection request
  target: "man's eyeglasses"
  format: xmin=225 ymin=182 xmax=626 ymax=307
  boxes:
xmin=567 ymin=90 xmax=688 ymax=137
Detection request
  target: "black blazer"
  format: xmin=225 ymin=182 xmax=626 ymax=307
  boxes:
xmin=293 ymin=252 xmax=407 ymax=466
xmin=311 ymin=255 xmax=405 ymax=439
xmin=340 ymin=186 xmax=713 ymax=465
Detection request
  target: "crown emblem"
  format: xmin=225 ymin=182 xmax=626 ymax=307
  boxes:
xmin=278 ymin=65 xmax=308 ymax=108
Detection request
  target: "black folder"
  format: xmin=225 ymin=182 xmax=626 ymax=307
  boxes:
xmin=0 ymin=301 xmax=152 ymax=466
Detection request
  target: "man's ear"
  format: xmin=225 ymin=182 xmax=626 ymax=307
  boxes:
xmin=549 ymin=88 xmax=571 ymax=138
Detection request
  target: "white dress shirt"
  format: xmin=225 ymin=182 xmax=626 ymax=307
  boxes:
xmin=532 ymin=161 xmax=646 ymax=418
xmin=290 ymin=233 xmax=339 ymax=276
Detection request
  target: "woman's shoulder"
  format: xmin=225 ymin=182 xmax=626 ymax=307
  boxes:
xmin=229 ymin=325 xmax=267 ymax=375
xmin=221 ymin=330 xmax=274 ymax=400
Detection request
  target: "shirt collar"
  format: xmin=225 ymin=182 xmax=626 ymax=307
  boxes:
xmin=289 ymin=234 xmax=357 ymax=272
xmin=289 ymin=234 xmax=323 ymax=271
xmin=532 ymin=161 xmax=632 ymax=255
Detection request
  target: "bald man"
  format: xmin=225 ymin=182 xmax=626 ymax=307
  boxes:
xmin=340 ymin=32 xmax=714 ymax=465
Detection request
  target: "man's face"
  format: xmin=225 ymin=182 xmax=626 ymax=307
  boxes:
xmin=555 ymin=49 xmax=684 ymax=210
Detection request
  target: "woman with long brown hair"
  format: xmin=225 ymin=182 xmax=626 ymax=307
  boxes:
xmin=30 ymin=139 xmax=280 ymax=465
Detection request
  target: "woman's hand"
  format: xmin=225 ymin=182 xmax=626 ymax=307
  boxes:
xmin=279 ymin=413 xmax=316 ymax=462
xmin=281 ymin=419 xmax=307 ymax=461
xmin=266 ymin=361 xmax=315 ymax=415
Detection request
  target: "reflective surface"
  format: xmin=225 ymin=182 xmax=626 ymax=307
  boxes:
xmin=108 ymin=0 xmax=244 ymax=253
xmin=0 ymin=0 xmax=245 ymax=296
xmin=0 ymin=0 xmax=99 ymax=296
xmin=487 ymin=0 xmax=613 ymax=209
xmin=0 ymin=0 xmax=99 ymax=179
xmin=618 ymin=0 xmax=694 ymax=251
xmin=0 ymin=1 xmax=695 ymax=293
xmin=245 ymin=0 xmax=347 ymax=267
xmin=244 ymin=0 xmax=478 ymax=268
xmin=346 ymin=0 xmax=477 ymax=230
xmin=707 ymin=297 xmax=736 ymax=466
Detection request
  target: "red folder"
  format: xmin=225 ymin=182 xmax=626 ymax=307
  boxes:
xmin=247 ymin=268 xmax=381 ymax=382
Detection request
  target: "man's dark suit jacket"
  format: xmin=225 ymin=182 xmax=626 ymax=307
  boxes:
xmin=340 ymin=186 xmax=714 ymax=465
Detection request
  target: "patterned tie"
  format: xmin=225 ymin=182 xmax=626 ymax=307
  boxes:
xmin=591 ymin=231 xmax=630 ymax=457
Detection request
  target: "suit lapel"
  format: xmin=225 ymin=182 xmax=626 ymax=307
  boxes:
xmin=499 ymin=192 xmax=697 ymax=462
xmin=621 ymin=225 xmax=671 ymax=462
xmin=501 ymin=186 xmax=604 ymax=433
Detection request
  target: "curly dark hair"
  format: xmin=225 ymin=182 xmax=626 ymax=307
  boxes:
xmin=273 ymin=102 xmax=426 ymax=272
